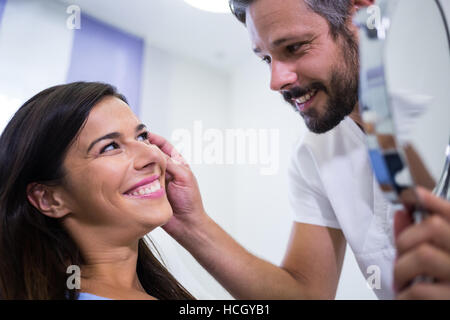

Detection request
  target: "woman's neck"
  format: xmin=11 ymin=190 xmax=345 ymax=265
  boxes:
xmin=79 ymin=240 xmax=151 ymax=299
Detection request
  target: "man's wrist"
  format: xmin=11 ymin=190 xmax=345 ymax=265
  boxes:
xmin=170 ymin=210 xmax=215 ymax=249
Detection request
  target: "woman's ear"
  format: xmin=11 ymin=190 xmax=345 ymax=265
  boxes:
xmin=26 ymin=183 xmax=71 ymax=218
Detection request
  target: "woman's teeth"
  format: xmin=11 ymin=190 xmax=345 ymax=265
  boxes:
xmin=127 ymin=180 xmax=161 ymax=196
xmin=295 ymin=89 xmax=317 ymax=104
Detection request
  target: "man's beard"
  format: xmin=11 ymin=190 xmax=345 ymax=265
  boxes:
xmin=282 ymin=34 xmax=359 ymax=134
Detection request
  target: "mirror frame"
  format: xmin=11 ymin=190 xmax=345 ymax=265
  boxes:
xmin=355 ymin=0 xmax=450 ymax=223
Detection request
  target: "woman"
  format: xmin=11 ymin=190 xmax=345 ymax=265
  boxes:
xmin=0 ymin=81 xmax=194 ymax=300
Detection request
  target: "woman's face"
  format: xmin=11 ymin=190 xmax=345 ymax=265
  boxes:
xmin=58 ymin=96 xmax=172 ymax=243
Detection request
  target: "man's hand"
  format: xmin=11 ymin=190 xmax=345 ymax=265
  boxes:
xmin=148 ymin=133 xmax=343 ymax=299
xmin=148 ymin=132 xmax=208 ymax=242
xmin=394 ymin=187 xmax=450 ymax=299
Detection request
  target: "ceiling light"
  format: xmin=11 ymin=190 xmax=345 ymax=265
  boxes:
xmin=184 ymin=0 xmax=230 ymax=14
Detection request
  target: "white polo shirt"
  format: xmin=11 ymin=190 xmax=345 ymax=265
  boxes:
xmin=288 ymin=116 xmax=397 ymax=300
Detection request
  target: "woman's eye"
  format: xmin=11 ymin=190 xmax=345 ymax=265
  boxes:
xmin=100 ymin=142 xmax=119 ymax=154
xmin=137 ymin=131 xmax=149 ymax=142
xmin=261 ymin=56 xmax=272 ymax=64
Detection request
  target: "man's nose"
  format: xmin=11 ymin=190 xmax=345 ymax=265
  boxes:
xmin=269 ymin=60 xmax=298 ymax=92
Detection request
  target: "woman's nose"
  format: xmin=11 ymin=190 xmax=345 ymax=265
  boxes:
xmin=132 ymin=141 xmax=165 ymax=171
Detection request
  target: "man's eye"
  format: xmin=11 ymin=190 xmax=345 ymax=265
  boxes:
xmin=287 ymin=43 xmax=302 ymax=53
xmin=100 ymin=142 xmax=119 ymax=154
xmin=137 ymin=131 xmax=149 ymax=142
xmin=288 ymin=41 xmax=311 ymax=54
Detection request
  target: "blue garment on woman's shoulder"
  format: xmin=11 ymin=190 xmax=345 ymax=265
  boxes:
xmin=77 ymin=292 xmax=111 ymax=300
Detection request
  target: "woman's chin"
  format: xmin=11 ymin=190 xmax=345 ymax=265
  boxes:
xmin=139 ymin=204 xmax=173 ymax=231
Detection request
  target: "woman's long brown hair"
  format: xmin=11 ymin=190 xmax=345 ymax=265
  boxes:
xmin=0 ymin=82 xmax=194 ymax=300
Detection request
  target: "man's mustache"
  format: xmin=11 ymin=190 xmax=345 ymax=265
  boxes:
xmin=282 ymin=83 xmax=328 ymax=102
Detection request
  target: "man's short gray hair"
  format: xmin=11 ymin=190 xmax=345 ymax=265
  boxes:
xmin=229 ymin=0 xmax=353 ymax=39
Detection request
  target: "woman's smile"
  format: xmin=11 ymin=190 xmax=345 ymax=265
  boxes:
xmin=123 ymin=175 xmax=165 ymax=199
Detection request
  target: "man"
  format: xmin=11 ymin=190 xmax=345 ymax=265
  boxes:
xmin=150 ymin=0 xmax=450 ymax=299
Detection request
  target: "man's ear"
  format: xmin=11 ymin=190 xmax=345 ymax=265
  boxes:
xmin=26 ymin=183 xmax=71 ymax=219
xmin=354 ymin=0 xmax=375 ymax=7
xmin=350 ymin=0 xmax=375 ymax=15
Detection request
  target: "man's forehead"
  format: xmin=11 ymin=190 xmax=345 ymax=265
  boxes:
xmin=245 ymin=0 xmax=320 ymax=51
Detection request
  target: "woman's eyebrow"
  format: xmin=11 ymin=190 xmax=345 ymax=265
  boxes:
xmin=136 ymin=123 xmax=147 ymax=132
xmin=87 ymin=124 xmax=147 ymax=153
xmin=87 ymin=132 xmax=121 ymax=153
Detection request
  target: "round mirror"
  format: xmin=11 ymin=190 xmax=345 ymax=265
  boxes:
xmin=356 ymin=0 xmax=450 ymax=219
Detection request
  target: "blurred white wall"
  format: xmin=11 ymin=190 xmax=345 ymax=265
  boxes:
xmin=0 ymin=0 xmax=73 ymax=132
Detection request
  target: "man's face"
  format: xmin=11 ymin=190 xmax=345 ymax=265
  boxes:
xmin=246 ymin=0 xmax=359 ymax=133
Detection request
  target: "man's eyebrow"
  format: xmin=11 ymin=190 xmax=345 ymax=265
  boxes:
xmin=271 ymin=36 xmax=298 ymax=48
xmin=253 ymin=35 xmax=310 ymax=54
xmin=87 ymin=124 xmax=147 ymax=153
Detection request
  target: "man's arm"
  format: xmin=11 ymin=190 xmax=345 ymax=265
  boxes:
xmin=170 ymin=213 xmax=346 ymax=299
xmin=150 ymin=133 xmax=346 ymax=299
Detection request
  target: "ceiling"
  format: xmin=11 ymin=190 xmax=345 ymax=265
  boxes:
xmin=57 ymin=0 xmax=255 ymax=73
